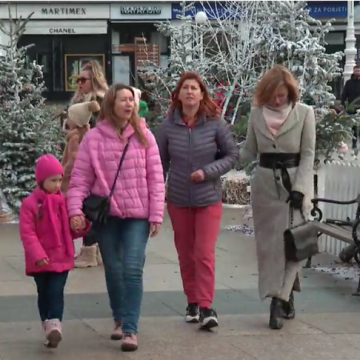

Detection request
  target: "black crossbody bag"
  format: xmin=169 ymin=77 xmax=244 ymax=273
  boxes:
xmin=82 ymin=138 xmax=131 ymax=224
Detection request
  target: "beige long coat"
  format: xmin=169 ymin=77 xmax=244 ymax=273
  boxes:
xmin=240 ymin=102 xmax=316 ymax=301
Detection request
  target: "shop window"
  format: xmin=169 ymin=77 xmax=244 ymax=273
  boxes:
xmin=52 ymin=39 xmax=63 ymax=92
xmin=150 ymin=32 xmax=169 ymax=54
xmin=37 ymin=54 xmax=48 ymax=73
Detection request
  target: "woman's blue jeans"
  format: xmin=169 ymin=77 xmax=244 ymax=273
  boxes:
xmin=96 ymin=216 xmax=149 ymax=334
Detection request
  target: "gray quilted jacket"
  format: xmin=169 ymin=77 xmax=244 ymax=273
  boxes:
xmin=156 ymin=109 xmax=238 ymax=207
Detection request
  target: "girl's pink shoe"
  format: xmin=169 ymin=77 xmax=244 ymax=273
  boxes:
xmin=121 ymin=333 xmax=138 ymax=352
xmin=44 ymin=319 xmax=62 ymax=348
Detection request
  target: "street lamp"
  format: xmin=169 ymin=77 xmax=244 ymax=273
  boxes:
xmin=195 ymin=11 xmax=208 ymax=25
xmin=195 ymin=11 xmax=208 ymax=61
xmin=344 ymin=0 xmax=357 ymax=83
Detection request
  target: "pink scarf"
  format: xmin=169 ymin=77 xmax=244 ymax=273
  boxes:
xmin=262 ymin=103 xmax=292 ymax=136
xmin=33 ymin=187 xmax=73 ymax=256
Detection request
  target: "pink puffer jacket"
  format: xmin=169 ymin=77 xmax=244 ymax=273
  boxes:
xmin=67 ymin=118 xmax=165 ymax=223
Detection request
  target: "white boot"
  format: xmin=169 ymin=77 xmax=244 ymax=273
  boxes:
xmin=96 ymin=245 xmax=103 ymax=266
xmin=74 ymin=245 xmax=98 ymax=268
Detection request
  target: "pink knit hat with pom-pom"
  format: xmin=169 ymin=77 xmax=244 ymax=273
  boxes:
xmin=35 ymin=154 xmax=64 ymax=184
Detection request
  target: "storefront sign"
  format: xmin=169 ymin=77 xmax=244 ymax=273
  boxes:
xmin=49 ymin=28 xmax=76 ymax=34
xmin=24 ymin=20 xmax=108 ymax=35
xmin=4 ymin=3 xmax=109 ymax=19
xmin=171 ymin=1 xmax=348 ymax=20
xmin=120 ymin=6 xmax=161 ymax=15
xmin=305 ymin=1 xmax=347 ymax=19
xmin=110 ymin=2 xmax=171 ymax=20
xmin=171 ymin=2 xmax=236 ymax=20
xmin=41 ymin=7 xmax=87 ymax=16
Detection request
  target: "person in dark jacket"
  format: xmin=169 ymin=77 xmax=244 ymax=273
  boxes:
xmin=341 ymin=65 xmax=360 ymax=152
xmin=156 ymin=71 xmax=238 ymax=329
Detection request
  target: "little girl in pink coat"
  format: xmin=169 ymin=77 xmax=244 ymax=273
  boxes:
xmin=19 ymin=154 xmax=89 ymax=348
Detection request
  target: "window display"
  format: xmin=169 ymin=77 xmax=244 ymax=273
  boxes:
xmin=64 ymin=54 xmax=105 ymax=91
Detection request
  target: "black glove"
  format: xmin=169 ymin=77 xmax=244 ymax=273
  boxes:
xmin=286 ymin=191 xmax=304 ymax=210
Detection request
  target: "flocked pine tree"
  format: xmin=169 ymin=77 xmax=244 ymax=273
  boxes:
xmin=140 ymin=1 xmax=355 ymax=205
xmin=0 ymin=9 xmax=62 ymax=213
xmin=253 ymin=0 xmax=354 ymax=163
xmin=139 ymin=1 xmax=263 ymax=129
xmin=142 ymin=0 xmax=353 ymax=163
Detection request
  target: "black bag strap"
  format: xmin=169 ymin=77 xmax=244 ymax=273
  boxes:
xmin=109 ymin=137 xmax=131 ymax=198
xmin=290 ymin=207 xmax=307 ymax=227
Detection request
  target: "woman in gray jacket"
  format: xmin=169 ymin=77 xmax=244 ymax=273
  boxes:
xmin=240 ymin=65 xmax=316 ymax=330
xmin=156 ymin=71 xmax=238 ymax=329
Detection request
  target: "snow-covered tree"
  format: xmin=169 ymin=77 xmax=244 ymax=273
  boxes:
xmin=0 ymin=9 xmax=62 ymax=212
xmin=254 ymin=0 xmax=353 ymax=162
xmin=139 ymin=1 xmax=264 ymax=126
xmin=142 ymin=0 xmax=352 ymax=164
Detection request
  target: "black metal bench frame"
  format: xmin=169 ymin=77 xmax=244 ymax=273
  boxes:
xmin=306 ymin=197 xmax=360 ymax=296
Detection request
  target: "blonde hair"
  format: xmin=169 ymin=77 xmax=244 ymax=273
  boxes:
xmin=253 ymin=65 xmax=299 ymax=106
xmin=71 ymin=60 xmax=108 ymax=104
xmin=99 ymin=84 xmax=148 ymax=146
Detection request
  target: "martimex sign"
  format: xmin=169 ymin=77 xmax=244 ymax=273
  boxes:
xmin=41 ymin=8 xmax=87 ymax=16
xmin=4 ymin=3 xmax=109 ymax=19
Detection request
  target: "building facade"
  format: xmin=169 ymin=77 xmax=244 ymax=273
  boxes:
xmin=0 ymin=1 xmax=357 ymax=101
xmin=0 ymin=2 xmax=110 ymax=101
xmin=110 ymin=2 xmax=171 ymax=87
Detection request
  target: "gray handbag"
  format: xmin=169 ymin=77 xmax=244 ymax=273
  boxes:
xmin=284 ymin=208 xmax=319 ymax=262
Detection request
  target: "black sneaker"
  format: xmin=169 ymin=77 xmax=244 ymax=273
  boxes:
xmin=185 ymin=303 xmax=200 ymax=323
xmin=199 ymin=307 xmax=218 ymax=329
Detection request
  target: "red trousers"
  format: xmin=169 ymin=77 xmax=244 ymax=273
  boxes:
xmin=167 ymin=201 xmax=222 ymax=308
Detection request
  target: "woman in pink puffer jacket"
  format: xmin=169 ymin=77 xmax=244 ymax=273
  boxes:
xmin=66 ymin=84 xmax=165 ymax=352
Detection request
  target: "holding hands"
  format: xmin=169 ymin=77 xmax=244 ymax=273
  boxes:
xmin=70 ymin=215 xmax=86 ymax=232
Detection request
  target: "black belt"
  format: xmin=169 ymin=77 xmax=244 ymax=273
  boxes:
xmin=259 ymin=153 xmax=300 ymax=195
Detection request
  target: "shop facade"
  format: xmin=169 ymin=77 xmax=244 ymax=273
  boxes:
xmin=110 ymin=2 xmax=171 ymax=86
xmin=306 ymin=1 xmax=347 ymax=55
xmin=1 ymin=2 xmax=111 ymax=101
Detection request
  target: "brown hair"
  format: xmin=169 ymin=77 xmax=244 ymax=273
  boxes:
xmin=98 ymin=83 xmax=148 ymax=146
xmin=253 ymin=65 xmax=299 ymax=106
xmin=170 ymin=71 xmax=221 ymax=119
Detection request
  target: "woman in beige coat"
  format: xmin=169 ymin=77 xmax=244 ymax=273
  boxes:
xmin=64 ymin=60 xmax=108 ymax=268
xmin=240 ymin=65 xmax=316 ymax=330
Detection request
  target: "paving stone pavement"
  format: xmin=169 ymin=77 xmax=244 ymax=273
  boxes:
xmin=1 ymin=208 xmax=360 ymax=359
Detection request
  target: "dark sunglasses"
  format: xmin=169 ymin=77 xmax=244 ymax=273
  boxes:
xmin=76 ymin=77 xmax=90 ymax=85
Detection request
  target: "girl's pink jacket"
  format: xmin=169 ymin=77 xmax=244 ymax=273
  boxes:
xmin=19 ymin=193 xmax=88 ymax=276
xmin=67 ymin=118 xmax=165 ymax=223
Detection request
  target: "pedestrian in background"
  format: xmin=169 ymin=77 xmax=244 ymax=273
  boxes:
xmin=64 ymin=60 xmax=109 ymax=268
xmin=132 ymin=87 xmax=149 ymax=118
xmin=240 ymin=65 xmax=316 ymax=330
xmin=156 ymin=71 xmax=238 ymax=329
xmin=61 ymin=101 xmax=100 ymax=193
xmin=341 ymin=65 xmax=360 ymax=156
xmin=66 ymin=84 xmax=165 ymax=352
xmin=19 ymin=154 xmax=89 ymax=348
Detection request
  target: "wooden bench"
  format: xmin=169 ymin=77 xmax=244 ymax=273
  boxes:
xmin=308 ymin=196 xmax=360 ymax=296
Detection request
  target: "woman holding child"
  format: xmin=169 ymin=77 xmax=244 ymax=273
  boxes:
xmin=66 ymin=83 xmax=165 ymax=351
